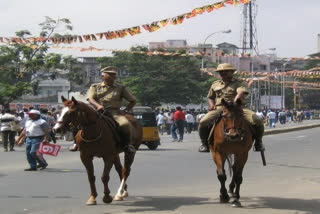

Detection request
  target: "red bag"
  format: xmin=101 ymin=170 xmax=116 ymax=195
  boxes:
xmin=38 ymin=142 xmax=61 ymax=156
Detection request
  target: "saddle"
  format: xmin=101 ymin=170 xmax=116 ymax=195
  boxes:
xmin=99 ymin=109 xmax=121 ymax=145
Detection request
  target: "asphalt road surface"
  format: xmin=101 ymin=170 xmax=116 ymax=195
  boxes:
xmin=1 ymin=125 xmax=320 ymax=214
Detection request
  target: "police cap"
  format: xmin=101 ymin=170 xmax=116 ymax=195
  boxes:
xmin=100 ymin=66 xmax=118 ymax=74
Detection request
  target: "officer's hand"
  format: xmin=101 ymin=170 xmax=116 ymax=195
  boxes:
xmin=97 ymin=105 xmax=104 ymax=111
xmin=208 ymin=106 xmax=216 ymax=111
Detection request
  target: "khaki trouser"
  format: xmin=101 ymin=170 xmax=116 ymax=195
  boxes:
xmin=198 ymin=107 xmax=264 ymax=143
xmin=114 ymin=115 xmax=133 ymax=145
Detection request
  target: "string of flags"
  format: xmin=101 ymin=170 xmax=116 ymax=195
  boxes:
xmin=0 ymin=0 xmax=250 ymax=45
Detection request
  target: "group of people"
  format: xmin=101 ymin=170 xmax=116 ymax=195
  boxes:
xmin=1 ymin=62 xmax=267 ymax=171
xmin=0 ymin=107 xmax=61 ymax=171
xmin=256 ymin=108 xmax=313 ymax=128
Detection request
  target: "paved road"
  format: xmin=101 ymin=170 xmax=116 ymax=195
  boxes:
xmin=0 ymin=123 xmax=320 ymax=214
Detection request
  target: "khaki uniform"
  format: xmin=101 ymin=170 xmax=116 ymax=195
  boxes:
xmin=87 ymin=82 xmax=136 ymax=144
xmin=198 ymin=78 xmax=264 ymax=143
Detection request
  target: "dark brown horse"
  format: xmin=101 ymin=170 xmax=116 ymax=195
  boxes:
xmin=209 ymin=99 xmax=253 ymax=207
xmin=53 ymin=96 xmax=142 ymax=205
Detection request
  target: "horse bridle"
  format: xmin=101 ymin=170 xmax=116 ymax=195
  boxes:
xmin=61 ymin=108 xmax=103 ymax=143
xmin=222 ymin=111 xmax=245 ymax=143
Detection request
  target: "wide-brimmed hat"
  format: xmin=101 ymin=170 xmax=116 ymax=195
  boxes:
xmin=100 ymin=66 xmax=118 ymax=74
xmin=27 ymin=109 xmax=40 ymax=115
xmin=215 ymin=63 xmax=236 ymax=72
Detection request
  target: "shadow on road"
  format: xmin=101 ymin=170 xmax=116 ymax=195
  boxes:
xmin=43 ymin=168 xmax=85 ymax=173
xmin=110 ymin=195 xmax=212 ymax=213
xmin=138 ymin=148 xmax=189 ymax=152
xmin=245 ymin=197 xmax=320 ymax=213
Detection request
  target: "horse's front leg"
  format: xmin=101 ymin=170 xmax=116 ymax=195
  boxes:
xmin=113 ymin=155 xmax=129 ymax=198
xmin=230 ymin=153 xmax=248 ymax=207
xmin=80 ymin=154 xmax=97 ymax=205
xmin=114 ymin=152 xmax=135 ymax=201
xmin=101 ymin=156 xmax=114 ymax=203
xmin=212 ymin=151 xmax=229 ymax=203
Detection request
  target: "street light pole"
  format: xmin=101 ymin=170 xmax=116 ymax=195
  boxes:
xmin=201 ymin=29 xmax=231 ymax=69
xmin=282 ymin=59 xmax=292 ymax=109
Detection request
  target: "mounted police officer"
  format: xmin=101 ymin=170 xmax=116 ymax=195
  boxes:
xmin=87 ymin=66 xmax=136 ymax=153
xmin=198 ymin=63 xmax=265 ymax=153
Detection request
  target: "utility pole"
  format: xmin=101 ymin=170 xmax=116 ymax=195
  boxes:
xmin=241 ymin=0 xmax=259 ymax=110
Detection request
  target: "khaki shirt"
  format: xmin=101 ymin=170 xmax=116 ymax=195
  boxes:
xmin=87 ymin=82 xmax=136 ymax=110
xmin=207 ymin=78 xmax=248 ymax=106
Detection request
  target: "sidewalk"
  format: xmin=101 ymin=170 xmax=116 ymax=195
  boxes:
xmin=264 ymin=119 xmax=320 ymax=135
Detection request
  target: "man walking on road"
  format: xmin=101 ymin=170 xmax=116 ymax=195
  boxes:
xmin=18 ymin=110 xmax=50 ymax=171
xmin=0 ymin=109 xmax=20 ymax=152
xmin=171 ymin=106 xmax=185 ymax=142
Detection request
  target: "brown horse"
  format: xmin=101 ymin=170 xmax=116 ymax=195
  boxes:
xmin=209 ymin=99 xmax=253 ymax=207
xmin=53 ymin=96 xmax=142 ymax=205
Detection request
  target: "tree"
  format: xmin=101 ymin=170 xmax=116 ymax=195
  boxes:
xmin=0 ymin=17 xmax=77 ymax=108
xmin=97 ymin=47 xmax=217 ymax=107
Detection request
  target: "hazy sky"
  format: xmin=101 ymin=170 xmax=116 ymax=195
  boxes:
xmin=1 ymin=0 xmax=319 ymax=57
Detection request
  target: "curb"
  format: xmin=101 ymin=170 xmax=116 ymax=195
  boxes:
xmin=264 ymin=123 xmax=320 ymax=136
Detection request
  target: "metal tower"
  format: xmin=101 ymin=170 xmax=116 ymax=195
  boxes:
xmin=240 ymin=0 xmax=259 ymax=55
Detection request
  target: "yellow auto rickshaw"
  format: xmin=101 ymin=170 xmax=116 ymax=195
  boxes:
xmin=132 ymin=106 xmax=160 ymax=150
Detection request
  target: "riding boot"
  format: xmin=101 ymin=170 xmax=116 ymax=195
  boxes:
xmin=198 ymin=139 xmax=210 ymax=153
xmin=119 ymin=132 xmax=136 ymax=153
xmin=253 ymin=123 xmax=265 ymax=152
xmin=254 ymin=139 xmax=265 ymax=152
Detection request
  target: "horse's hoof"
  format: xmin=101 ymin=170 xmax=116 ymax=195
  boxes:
xmin=103 ymin=195 xmax=113 ymax=203
xmin=114 ymin=195 xmax=123 ymax=201
xmin=86 ymin=200 xmax=97 ymax=205
xmin=219 ymin=195 xmax=230 ymax=203
xmin=231 ymin=200 xmax=242 ymax=207
xmin=121 ymin=191 xmax=129 ymax=197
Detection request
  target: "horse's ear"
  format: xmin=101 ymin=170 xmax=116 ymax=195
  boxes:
xmin=71 ymin=96 xmax=78 ymax=105
xmin=61 ymin=96 xmax=67 ymax=102
xmin=235 ymin=98 xmax=242 ymax=106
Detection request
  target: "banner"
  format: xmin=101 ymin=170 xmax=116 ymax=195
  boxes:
xmin=0 ymin=0 xmax=250 ymax=45
xmin=38 ymin=142 xmax=61 ymax=156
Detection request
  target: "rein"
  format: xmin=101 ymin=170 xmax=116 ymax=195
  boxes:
xmin=73 ymin=109 xmax=104 ymax=143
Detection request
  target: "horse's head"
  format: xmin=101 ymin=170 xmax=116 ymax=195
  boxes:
xmin=53 ymin=96 xmax=98 ymax=134
xmin=220 ymin=98 xmax=245 ymax=142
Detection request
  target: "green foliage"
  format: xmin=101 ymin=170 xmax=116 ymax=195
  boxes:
xmin=97 ymin=49 xmax=216 ymax=106
xmin=0 ymin=17 xmax=76 ymax=107
xmin=304 ymin=59 xmax=320 ymax=70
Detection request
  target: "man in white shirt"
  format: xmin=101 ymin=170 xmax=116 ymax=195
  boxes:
xmin=18 ymin=110 xmax=50 ymax=171
xmin=0 ymin=109 xmax=19 ymax=152
xmin=185 ymin=112 xmax=195 ymax=133
xmin=267 ymin=110 xmax=276 ymax=128
xmin=156 ymin=112 xmax=167 ymax=135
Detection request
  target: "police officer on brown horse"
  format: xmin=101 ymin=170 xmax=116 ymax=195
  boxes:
xmin=87 ymin=66 xmax=136 ymax=153
xmin=198 ymin=63 xmax=265 ymax=153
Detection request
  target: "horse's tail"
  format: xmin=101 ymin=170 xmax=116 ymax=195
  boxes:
xmin=226 ymin=155 xmax=233 ymax=177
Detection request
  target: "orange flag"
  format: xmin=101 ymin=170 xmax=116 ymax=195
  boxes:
xmin=160 ymin=19 xmax=169 ymax=27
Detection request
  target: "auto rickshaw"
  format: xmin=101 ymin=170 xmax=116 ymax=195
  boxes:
xmin=132 ymin=106 xmax=160 ymax=150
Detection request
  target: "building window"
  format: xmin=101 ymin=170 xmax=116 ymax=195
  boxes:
xmin=260 ymin=65 xmax=267 ymax=70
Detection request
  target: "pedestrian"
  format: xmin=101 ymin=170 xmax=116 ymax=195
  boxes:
xmin=267 ymin=110 xmax=276 ymax=128
xmin=156 ymin=112 xmax=166 ymax=135
xmin=185 ymin=111 xmax=195 ymax=133
xmin=17 ymin=110 xmax=49 ymax=171
xmin=164 ymin=111 xmax=173 ymax=135
xmin=171 ymin=106 xmax=185 ymax=142
xmin=0 ymin=109 xmax=20 ymax=152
